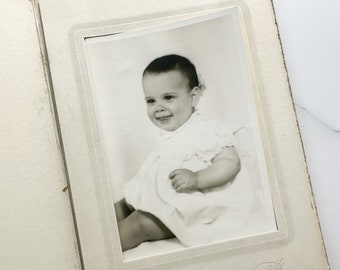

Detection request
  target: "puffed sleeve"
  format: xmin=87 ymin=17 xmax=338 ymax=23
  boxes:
xmin=194 ymin=121 xmax=235 ymax=163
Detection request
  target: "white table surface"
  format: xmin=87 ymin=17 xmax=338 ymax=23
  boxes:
xmin=273 ymin=1 xmax=340 ymax=269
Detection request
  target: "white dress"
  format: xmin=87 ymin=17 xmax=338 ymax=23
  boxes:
xmin=123 ymin=111 xmax=253 ymax=246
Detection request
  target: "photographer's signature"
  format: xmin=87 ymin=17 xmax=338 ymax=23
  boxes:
xmin=253 ymin=259 xmax=284 ymax=270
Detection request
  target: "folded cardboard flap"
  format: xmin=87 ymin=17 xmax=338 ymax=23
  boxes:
xmin=35 ymin=0 xmax=329 ymax=269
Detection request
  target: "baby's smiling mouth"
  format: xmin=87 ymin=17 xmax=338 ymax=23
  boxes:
xmin=155 ymin=114 xmax=172 ymax=122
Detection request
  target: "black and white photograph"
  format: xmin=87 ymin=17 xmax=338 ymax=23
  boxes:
xmin=81 ymin=9 xmax=279 ymax=261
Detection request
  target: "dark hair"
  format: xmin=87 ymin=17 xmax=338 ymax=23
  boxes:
xmin=143 ymin=54 xmax=199 ymax=90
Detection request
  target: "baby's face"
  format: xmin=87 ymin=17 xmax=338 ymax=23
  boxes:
xmin=143 ymin=70 xmax=196 ymax=131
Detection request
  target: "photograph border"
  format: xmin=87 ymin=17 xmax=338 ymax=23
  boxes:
xmin=72 ymin=4 xmax=288 ymax=270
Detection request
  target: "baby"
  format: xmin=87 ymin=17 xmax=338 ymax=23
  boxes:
xmin=114 ymin=54 xmax=241 ymax=251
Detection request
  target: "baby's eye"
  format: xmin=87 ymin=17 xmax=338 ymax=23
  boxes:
xmin=146 ymin=99 xmax=155 ymax=104
xmin=164 ymin=95 xmax=175 ymax=100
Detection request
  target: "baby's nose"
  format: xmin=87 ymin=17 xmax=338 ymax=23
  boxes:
xmin=155 ymin=103 xmax=165 ymax=112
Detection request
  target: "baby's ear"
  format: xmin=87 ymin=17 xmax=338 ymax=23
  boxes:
xmin=190 ymin=86 xmax=202 ymax=107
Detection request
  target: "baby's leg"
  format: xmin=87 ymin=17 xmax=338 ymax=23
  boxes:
xmin=114 ymin=198 xmax=133 ymax=222
xmin=118 ymin=210 xmax=174 ymax=251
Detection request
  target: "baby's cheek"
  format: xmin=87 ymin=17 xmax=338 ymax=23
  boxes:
xmin=147 ymin=112 xmax=155 ymax=122
xmin=146 ymin=109 xmax=152 ymax=118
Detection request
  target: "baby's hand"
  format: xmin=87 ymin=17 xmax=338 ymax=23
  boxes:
xmin=168 ymin=169 xmax=198 ymax=193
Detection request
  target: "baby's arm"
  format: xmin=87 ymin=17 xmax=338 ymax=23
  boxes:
xmin=169 ymin=147 xmax=241 ymax=192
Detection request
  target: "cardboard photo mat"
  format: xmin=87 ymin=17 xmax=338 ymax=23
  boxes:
xmin=74 ymin=5 xmax=287 ymax=269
